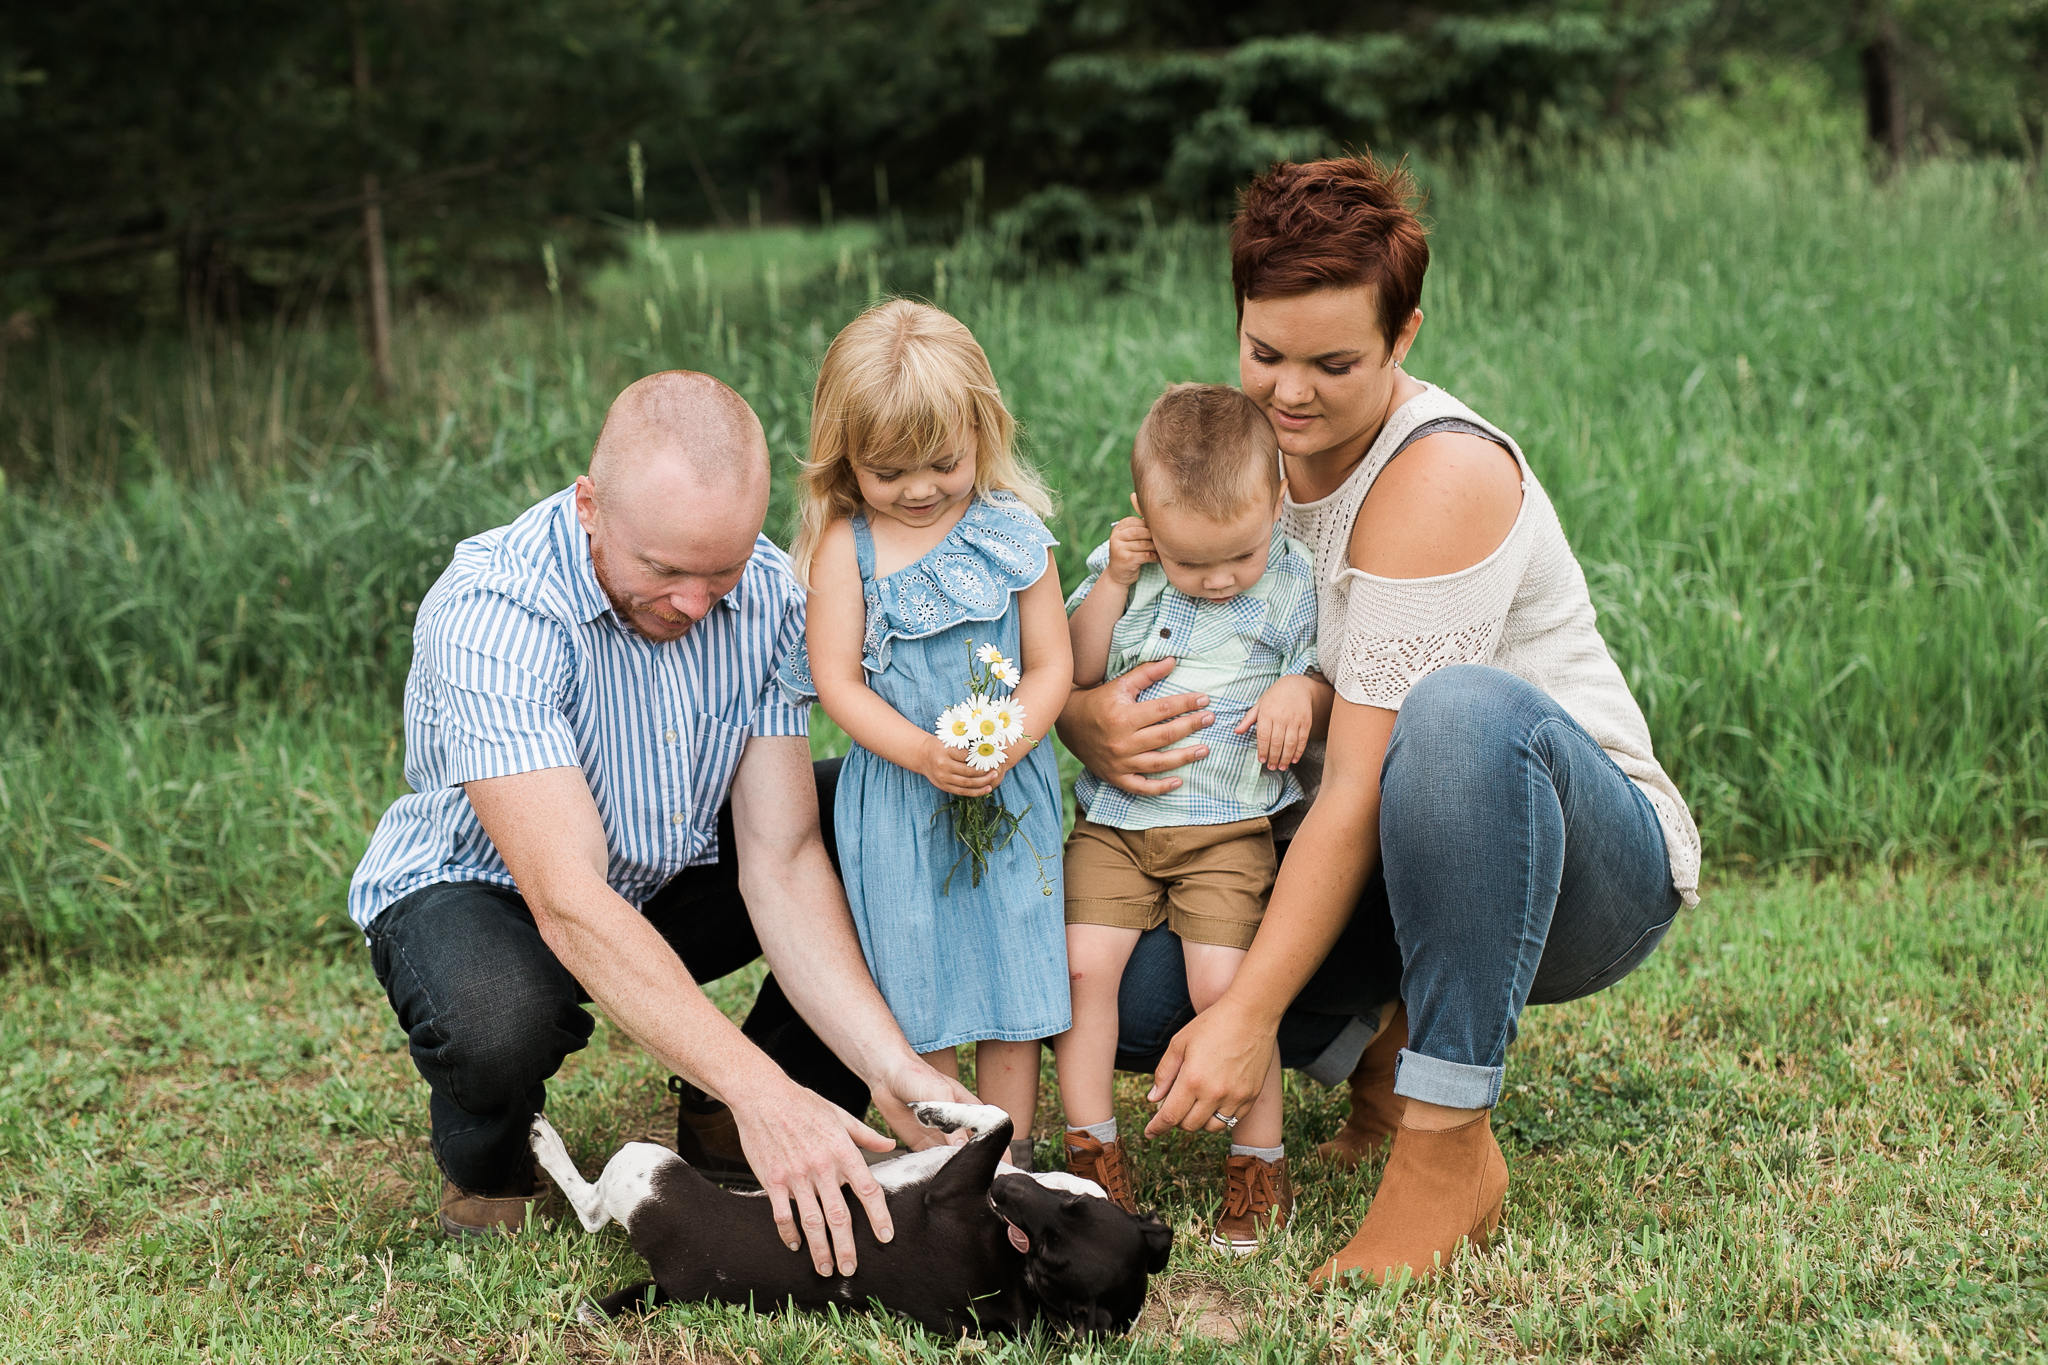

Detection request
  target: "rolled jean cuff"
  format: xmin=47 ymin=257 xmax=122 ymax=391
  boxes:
xmin=1298 ymin=1008 xmax=1385 ymax=1088
xmin=1392 ymin=1048 xmax=1503 ymax=1110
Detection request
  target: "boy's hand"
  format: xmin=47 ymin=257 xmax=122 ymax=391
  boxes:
xmin=1104 ymin=517 xmax=1156 ymax=587
xmin=1235 ymin=675 xmax=1317 ymax=770
xmin=917 ymin=735 xmax=1003 ymax=798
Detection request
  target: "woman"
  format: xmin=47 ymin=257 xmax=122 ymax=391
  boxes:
xmin=1056 ymin=155 xmax=1700 ymax=1286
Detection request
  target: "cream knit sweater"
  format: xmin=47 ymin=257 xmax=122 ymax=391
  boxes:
xmin=1280 ymin=384 xmax=1701 ymax=907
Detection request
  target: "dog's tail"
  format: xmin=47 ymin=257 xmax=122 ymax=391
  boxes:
xmin=529 ymin=1114 xmax=613 ymax=1233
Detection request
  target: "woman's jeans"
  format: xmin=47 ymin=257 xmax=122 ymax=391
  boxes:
xmin=365 ymin=760 xmax=865 ymax=1194
xmin=1113 ymin=665 xmax=1682 ymax=1110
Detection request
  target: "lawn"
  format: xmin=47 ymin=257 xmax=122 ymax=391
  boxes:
xmin=2 ymin=121 xmax=2045 ymax=1361
xmin=3 ymin=868 xmax=2042 ymax=1361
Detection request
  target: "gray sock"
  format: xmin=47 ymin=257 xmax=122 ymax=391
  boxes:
xmin=1230 ymin=1143 xmax=1285 ymax=1162
xmin=1066 ymin=1119 xmax=1117 ymax=1145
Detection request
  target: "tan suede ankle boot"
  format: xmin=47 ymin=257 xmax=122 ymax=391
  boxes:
xmin=1310 ymin=1111 xmax=1507 ymax=1290
xmin=1316 ymin=1002 xmax=1408 ymax=1167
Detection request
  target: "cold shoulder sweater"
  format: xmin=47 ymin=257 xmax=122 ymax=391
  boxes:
xmin=1280 ymin=384 xmax=1701 ymax=907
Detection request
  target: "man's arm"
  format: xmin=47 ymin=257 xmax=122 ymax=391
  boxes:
xmin=727 ymin=734 xmax=977 ymax=1141
xmin=462 ymin=766 xmax=914 ymax=1278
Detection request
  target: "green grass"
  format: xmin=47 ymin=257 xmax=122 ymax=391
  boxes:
xmin=3 ymin=867 xmax=2041 ymax=1361
xmin=4 ymin=132 xmax=2046 ymax=959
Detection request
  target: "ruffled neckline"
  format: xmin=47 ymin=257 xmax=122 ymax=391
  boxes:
xmin=776 ymin=492 xmax=1057 ymax=700
xmin=855 ymin=491 xmax=1056 ymax=674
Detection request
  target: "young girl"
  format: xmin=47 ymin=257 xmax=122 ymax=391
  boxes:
xmin=780 ymin=300 xmax=1073 ymax=1164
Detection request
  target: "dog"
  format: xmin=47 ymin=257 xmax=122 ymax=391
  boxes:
xmin=529 ymin=1101 xmax=1172 ymax=1336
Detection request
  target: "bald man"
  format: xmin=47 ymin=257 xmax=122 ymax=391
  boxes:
xmin=348 ymin=372 xmax=973 ymax=1276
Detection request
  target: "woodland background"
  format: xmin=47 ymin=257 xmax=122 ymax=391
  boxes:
xmin=4 ymin=0 xmax=2046 ymax=354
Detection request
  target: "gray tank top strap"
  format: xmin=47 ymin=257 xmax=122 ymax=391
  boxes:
xmin=1392 ymin=416 xmax=1511 ymax=460
xmin=851 ymin=514 xmax=877 ymax=579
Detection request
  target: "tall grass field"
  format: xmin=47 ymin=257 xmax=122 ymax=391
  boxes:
xmin=0 ymin=132 xmax=2043 ymax=1362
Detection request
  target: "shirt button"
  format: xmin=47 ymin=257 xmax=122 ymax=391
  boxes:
xmin=665 ymin=730 xmax=677 ymax=743
xmin=1159 ymin=627 xmax=1172 ymax=639
xmin=671 ymin=813 xmax=684 ymax=826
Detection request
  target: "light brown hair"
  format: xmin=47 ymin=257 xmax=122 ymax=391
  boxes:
xmin=1131 ymin=383 xmax=1278 ymax=522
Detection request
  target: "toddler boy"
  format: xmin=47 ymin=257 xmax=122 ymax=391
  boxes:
xmin=1053 ymin=382 xmax=1325 ymax=1254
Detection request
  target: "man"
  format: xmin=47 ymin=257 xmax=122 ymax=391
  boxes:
xmin=349 ymin=371 xmax=971 ymax=1277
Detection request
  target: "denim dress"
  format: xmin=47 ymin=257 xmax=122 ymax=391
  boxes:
xmin=780 ymin=492 xmax=1071 ymax=1053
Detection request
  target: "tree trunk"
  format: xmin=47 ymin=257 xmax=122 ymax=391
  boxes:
xmin=361 ymin=173 xmax=394 ymax=394
xmin=351 ymin=2 xmax=395 ymax=395
xmin=1854 ymin=0 xmax=1905 ymax=168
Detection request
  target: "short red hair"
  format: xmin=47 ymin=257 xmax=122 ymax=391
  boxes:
xmin=1230 ymin=155 xmax=1430 ymax=352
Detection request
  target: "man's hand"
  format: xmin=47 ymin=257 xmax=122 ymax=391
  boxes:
xmin=1102 ymin=516 xmax=1157 ymax=587
xmin=1236 ymin=674 xmax=1317 ymax=770
xmin=1054 ymin=658 xmax=1216 ymax=796
xmin=727 ymin=1076 xmax=899 ymax=1277
xmin=870 ymin=1056 xmax=980 ymax=1151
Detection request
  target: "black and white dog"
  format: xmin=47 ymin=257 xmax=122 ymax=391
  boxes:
xmin=529 ymin=1102 xmax=1172 ymax=1337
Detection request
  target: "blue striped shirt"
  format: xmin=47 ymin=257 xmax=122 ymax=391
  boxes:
xmin=347 ymin=486 xmax=810 ymax=929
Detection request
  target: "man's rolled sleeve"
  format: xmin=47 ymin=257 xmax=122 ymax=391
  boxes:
xmin=419 ymin=591 xmax=582 ymax=784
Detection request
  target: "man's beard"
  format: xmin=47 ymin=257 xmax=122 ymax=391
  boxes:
xmin=590 ymin=539 xmax=695 ymax=640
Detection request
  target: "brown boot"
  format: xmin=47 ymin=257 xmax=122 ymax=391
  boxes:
xmin=670 ymin=1076 xmax=760 ymax=1190
xmin=437 ymin=1163 xmax=561 ymax=1239
xmin=1317 ymin=1002 xmax=1407 ymax=1167
xmin=1062 ymin=1129 xmax=1137 ymax=1214
xmin=1207 ymin=1153 xmax=1292 ymax=1255
xmin=1311 ymin=1112 xmax=1508 ymax=1290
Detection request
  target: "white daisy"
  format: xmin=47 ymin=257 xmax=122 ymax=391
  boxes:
xmin=976 ymin=643 xmax=1005 ymax=667
xmin=965 ymin=738 xmax=1007 ymax=771
xmin=969 ymin=701 xmax=1004 ymax=742
xmin=988 ymin=698 xmax=1026 ymax=744
xmin=989 ymin=659 xmax=1020 ymax=686
xmin=934 ymin=703 xmax=976 ymax=749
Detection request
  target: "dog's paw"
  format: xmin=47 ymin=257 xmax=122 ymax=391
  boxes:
xmin=574 ymin=1300 xmax=609 ymax=1328
xmin=909 ymin=1101 xmax=1010 ymax=1136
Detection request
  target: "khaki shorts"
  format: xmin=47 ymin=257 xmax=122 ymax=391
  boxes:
xmin=1062 ymin=815 xmax=1276 ymax=951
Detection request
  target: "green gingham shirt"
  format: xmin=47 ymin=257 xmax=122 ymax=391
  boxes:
xmin=1067 ymin=528 xmax=1319 ymax=830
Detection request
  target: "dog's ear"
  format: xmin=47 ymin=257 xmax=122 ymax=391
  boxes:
xmin=923 ymin=1119 xmax=1015 ymax=1210
xmin=1138 ymin=1212 xmax=1174 ymax=1273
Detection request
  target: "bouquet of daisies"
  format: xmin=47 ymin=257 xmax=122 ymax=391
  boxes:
xmin=931 ymin=642 xmax=1052 ymax=895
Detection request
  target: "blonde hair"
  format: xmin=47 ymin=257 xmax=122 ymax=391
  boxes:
xmin=792 ymin=300 xmax=1055 ymax=585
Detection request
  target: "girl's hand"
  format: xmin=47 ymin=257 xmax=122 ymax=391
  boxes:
xmin=1235 ymin=674 xmax=1315 ymax=770
xmin=918 ymin=735 xmax=1003 ymax=798
xmin=1104 ymin=517 xmax=1156 ymax=587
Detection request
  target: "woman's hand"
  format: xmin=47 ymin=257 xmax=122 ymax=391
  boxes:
xmin=1054 ymin=659 xmax=1216 ymax=796
xmin=1143 ymin=995 xmax=1280 ymax=1137
xmin=916 ymin=735 xmax=1002 ymax=798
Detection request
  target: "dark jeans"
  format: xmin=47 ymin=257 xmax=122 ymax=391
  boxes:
xmin=365 ymin=759 xmax=862 ymax=1193
xmin=1112 ymin=666 xmax=1683 ymax=1108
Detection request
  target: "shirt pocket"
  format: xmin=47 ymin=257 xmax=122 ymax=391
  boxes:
xmin=687 ymin=712 xmax=750 ymax=856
